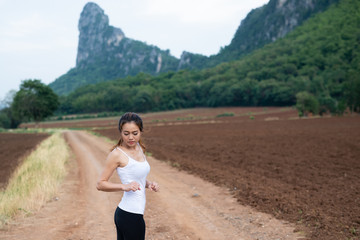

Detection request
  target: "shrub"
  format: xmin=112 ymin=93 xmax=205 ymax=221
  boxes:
xmin=296 ymin=91 xmax=319 ymax=117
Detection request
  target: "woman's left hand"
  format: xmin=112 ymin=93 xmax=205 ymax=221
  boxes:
xmin=148 ymin=181 xmax=160 ymax=192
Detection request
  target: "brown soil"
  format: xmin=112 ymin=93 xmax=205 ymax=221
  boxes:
xmin=20 ymin=107 xmax=297 ymax=129
xmin=0 ymin=132 xmax=49 ymax=189
xmin=95 ymin=115 xmax=360 ymax=240
xmin=8 ymin=107 xmax=360 ymax=239
xmin=1 ymin=131 xmax=303 ymax=239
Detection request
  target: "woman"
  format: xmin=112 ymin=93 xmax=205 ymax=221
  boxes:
xmin=96 ymin=112 xmax=160 ymax=240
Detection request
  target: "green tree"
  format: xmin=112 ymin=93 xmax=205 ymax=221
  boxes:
xmin=1 ymin=90 xmax=16 ymax=109
xmin=0 ymin=109 xmax=11 ymax=128
xmin=318 ymin=95 xmax=337 ymax=114
xmin=295 ymin=91 xmax=320 ymax=117
xmin=344 ymin=70 xmax=360 ymax=112
xmin=0 ymin=107 xmax=21 ymax=129
xmin=133 ymin=86 xmax=154 ymax=112
xmin=0 ymin=90 xmax=18 ymax=128
xmin=11 ymin=80 xmax=59 ymax=125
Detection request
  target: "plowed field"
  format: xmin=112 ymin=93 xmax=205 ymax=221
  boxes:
xmin=20 ymin=107 xmax=295 ymax=129
xmin=0 ymin=133 xmax=49 ymax=189
xmin=95 ymin=115 xmax=360 ymax=239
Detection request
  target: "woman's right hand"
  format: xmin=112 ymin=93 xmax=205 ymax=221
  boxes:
xmin=123 ymin=181 xmax=141 ymax=192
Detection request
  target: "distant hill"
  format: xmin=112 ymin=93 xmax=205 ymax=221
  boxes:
xmin=178 ymin=0 xmax=340 ymax=70
xmin=58 ymin=0 xmax=360 ymax=114
xmin=50 ymin=0 xmax=338 ymax=96
xmin=49 ymin=2 xmax=180 ymax=95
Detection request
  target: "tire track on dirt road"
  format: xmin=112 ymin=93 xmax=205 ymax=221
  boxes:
xmin=2 ymin=131 xmax=304 ymax=239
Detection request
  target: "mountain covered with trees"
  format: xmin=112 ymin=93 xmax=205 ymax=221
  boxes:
xmin=58 ymin=0 xmax=360 ymax=115
xmin=50 ymin=0 xmax=337 ymax=96
xmin=179 ymin=0 xmax=340 ymax=70
xmin=49 ymin=2 xmax=180 ymax=95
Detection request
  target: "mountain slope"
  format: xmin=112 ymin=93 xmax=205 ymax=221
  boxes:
xmin=50 ymin=0 xmax=341 ymax=96
xmin=49 ymin=2 xmax=179 ymax=95
xmin=179 ymin=0 xmax=340 ymax=70
xmin=59 ymin=0 xmax=360 ymax=116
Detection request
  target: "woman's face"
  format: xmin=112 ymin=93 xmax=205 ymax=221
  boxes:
xmin=121 ymin=122 xmax=141 ymax=148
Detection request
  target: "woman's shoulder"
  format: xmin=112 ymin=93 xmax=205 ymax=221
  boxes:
xmin=108 ymin=147 xmax=129 ymax=167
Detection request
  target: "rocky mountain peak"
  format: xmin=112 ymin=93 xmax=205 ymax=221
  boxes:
xmin=272 ymin=0 xmax=316 ymax=39
xmin=79 ymin=2 xmax=109 ymax=35
xmin=76 ymin=2 xmax=125 ymax=66
xmin=51 ymin=2 xmax=180 ymax=95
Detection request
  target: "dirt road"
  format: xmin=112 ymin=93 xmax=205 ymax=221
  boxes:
xmin=2 ymin=131 xmax=303 ymax=239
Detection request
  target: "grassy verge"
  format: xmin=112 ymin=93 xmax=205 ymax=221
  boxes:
xmin=0 ymin=127 xmax=60 ymax=134
xmin=0 ymin=132 xmax=69 ymax=226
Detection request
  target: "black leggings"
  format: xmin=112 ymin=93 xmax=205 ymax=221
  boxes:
xmin=114 ymin=207 xmax=145 ymax=240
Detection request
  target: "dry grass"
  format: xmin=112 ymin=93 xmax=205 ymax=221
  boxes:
xmin=0 ymin=132 xmax=69 ymax=226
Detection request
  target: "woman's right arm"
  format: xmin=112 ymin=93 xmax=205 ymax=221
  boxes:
xmin=96 ymin=151 xmax=140 ymax=192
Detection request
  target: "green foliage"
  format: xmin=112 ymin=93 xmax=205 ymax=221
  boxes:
xmin=0 ymin=109 xmax=11 ymax=128
xmin=58 ymin=0 xmax=360 ymax=115
xmin=296 ymin=91 xmax=320 ymax=116
xmin=0 ymin=107 xmax=22 ymax=129
xmin=11 ymin=80 xmax=59 ymax=124
xmin=343 ymin=69 xmax=360 ymax=112
xmin=318 ymin=95 xmax=337 ymax=114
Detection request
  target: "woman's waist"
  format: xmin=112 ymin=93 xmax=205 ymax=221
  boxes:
xmin=122 ymin=189 xmax=146 ymax=200
xmin=119 ymin=193 xmax=146 ymax=214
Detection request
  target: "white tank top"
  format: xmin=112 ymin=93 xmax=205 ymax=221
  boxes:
xmin=115 ymin=145 xmax=150 ymax=215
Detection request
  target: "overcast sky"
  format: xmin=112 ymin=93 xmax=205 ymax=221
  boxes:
xmin=0 ymin=0 xmax=269 ymax=101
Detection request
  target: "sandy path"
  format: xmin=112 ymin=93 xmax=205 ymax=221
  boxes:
xmin=2 ymin=131 xmax=303 ymax=240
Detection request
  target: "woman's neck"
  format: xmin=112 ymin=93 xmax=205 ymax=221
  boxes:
xmin=120 ymin=144 xmax=137 ymax=151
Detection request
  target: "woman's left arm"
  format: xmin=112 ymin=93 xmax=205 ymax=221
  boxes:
xmin=146 ymin=180 xmax=160 ymax=192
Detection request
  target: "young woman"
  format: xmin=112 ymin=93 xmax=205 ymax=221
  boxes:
xmin=96 ymin=112 xmax=159 ymax=240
